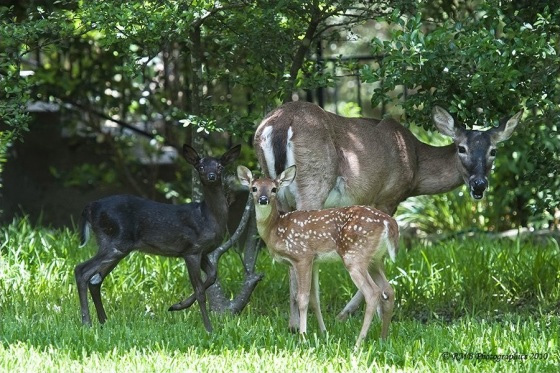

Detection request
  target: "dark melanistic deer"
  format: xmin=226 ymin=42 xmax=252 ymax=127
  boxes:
xmin=74 ymin=144 xmax=241 ymax=332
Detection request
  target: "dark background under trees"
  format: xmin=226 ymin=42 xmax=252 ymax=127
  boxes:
xmin=1 ymin=0 xmax=559 ymax=234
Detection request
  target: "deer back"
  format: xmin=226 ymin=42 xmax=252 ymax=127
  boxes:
xmin=254 ymin=101 xmax=423 ymax=213
xmin=254 ymin=101 xmax=522 ymax=215
xmin=85 ymin=195 xmax=224 ymax=257
xmin=268 ymin=206 xmax=397 ymax=262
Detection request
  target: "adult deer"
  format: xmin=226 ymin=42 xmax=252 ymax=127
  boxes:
xmin=75 ymin=144 xmax=241 ymax=332
xmin=254 ymin=101 xmax=523 ymax=329
xmin=238 ymin=165 xmax=399 ymax=348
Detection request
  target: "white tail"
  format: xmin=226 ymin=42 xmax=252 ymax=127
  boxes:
xmin=238 ymin=165 xmax=399 ymax=348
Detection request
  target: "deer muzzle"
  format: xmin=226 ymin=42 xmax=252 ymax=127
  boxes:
xmin=469 ymin=177 xmax=488 ymax=199
xmin=258 ymin=196 xmax=269 ymax=205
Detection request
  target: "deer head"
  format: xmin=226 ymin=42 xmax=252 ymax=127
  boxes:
xmin=183 ymin=144 xmax=241 ymax=185
xmin=432 ymin=107 xmax=523 ymax=199
xmin=238 ymin=165 xmax=296 ymax=205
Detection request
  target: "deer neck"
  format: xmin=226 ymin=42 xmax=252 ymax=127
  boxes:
xmin=201 ymin=183 xmax=228 ymax=224
xmin=413 ymin=143 xmax=464 ymax=196
xmin=254 ymin=200 xmax=282 ymax=245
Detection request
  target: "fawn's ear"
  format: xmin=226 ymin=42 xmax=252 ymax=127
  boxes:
xmin=183 ymin=144 xmax=201 ymax=165
xmin=221 ymin=144 xmax=241 ymax=165
xmin=277 ymin=165 xmax=296 ymax=188
xmin=237 ymin=165 xmax=252 ymax=187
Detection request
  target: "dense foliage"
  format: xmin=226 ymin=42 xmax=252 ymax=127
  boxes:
xmin=362 ymin=1 xmax=560 ymax=229
xmin=1 ymin=0 xmax=406 ymax=200
xmin=1 ymin=0 xmax=559 ymax=230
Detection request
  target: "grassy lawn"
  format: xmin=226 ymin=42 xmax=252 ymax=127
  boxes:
xmin=1 ymin=218 xmax=559 ymax=372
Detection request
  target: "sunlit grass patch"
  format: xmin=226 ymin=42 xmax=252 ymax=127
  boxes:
xmin=1 ymin=218 xmax=559 ymax=372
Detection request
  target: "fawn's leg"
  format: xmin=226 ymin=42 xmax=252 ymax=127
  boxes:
xmin=309 ymin=262 xmax=326 ymax=333
xmin=288 ymin=266 xmax=300 ymax=332
xmin=293 ymin=259 xmax=314 ymax=335
xmin=345 ymin=261 xmax=382 ymax=349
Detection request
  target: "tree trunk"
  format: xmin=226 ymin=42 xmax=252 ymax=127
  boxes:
xmin=282 ymin=12 xmax=321 ymax=103
xmin=189 ymin=25 xmax=204 ymax=201
xmin=206 ymin=194 xmax=264 ymax=313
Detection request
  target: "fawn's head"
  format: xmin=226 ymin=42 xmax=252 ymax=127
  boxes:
xmin=432 ymin=107 xmax=523 ymax=199
xmin=183 ymin=144 xmax=241 ymax=185
xmin=237 ymin=165 xmax=297 ymax=207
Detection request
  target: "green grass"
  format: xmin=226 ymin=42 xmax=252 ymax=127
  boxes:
xmin=1 ymin=217 xmax=559 ymax=372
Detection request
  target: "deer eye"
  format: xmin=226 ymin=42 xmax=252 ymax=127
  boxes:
xmin=490 ymin=149 xmax=497 ymax=157
xmin=271 ymin=187 xmax=277 ymax=193
xmin=458 ymin=146 xmax=467 ymax=154
xmin=251 ymin=186 xmax=257 ymax=192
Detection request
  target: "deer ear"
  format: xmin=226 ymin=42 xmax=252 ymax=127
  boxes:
xmin=221 ymin=144 xmax=241 ymax=165
xmin=490 ymin=110 xmax=523 ymax=143
xmin=237 ymin=165 xmax=252 ymax=187
xmin=432 ymin=106 xmax=457 ymax=138
xmin=183 ymin=144 xmax=201 ymax=165
xmin=277 ymin=165 xmax=296 ymax=188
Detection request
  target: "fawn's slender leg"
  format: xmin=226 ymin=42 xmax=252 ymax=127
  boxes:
xmin=293 ymin=259 xmax=313 ymax=335
xmin=288 ymin=183 xmax=327 ymax=332
xmin=288 ymin=266 xmax=300 ymax=332
xmin=345 ymin=262 xmax=382 ymax=349
xmin=309 ymin=262 xmax=326 ymax=333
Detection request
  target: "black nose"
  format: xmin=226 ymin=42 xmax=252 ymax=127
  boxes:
xmin=470 ymin=178 xmax=488 ymax=199
xmin=471 ymin=178 xmax=488 ymax=192
xmin=258 ymin=196 xmax=269 ymax=205
xmin=207 ymin=173 xmax=217 ymax=181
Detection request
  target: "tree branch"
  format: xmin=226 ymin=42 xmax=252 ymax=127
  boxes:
xmin=62 ymin=99 xmax=180 ymax=150
xmin=208 ymin=193 xmax=254 ymax=265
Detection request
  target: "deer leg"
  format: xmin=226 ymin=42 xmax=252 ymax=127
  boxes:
xmin=88 ymin=255 xmax=125 ymax=324
xmin=74 ymin=248 xmax=126 ymax=325
xmin=75 ymin=260 xmax=93 ymax=326
xmin=345 ymin=264 xmax=382 ymax=349
xmin=288 ymin=266 xmax=300 ymax=333
xmin=310 ymin=262 xmax=326 ymax=333
xmin=184 ymin=254 xmax=213 ymax=333
xmin=290 ymin=169 xmax=336 ymax=331
xmin=293 ymin=260 xmax=313 ymax=335
xmin=370 ymin=262 xmax=394 ymax=340
xmin=337 ymin=290 xmax=363 ymax=321
xmin=168 ymin=255 xmax=216 ymax=311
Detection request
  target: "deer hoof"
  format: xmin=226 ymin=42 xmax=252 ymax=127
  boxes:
xmin=288 ymin=325 xmax=300 ymax=334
